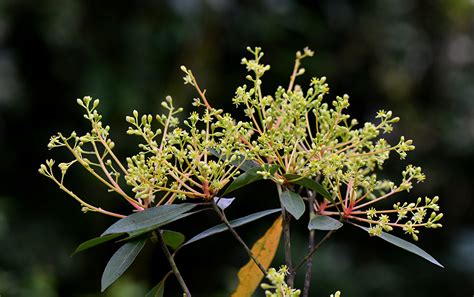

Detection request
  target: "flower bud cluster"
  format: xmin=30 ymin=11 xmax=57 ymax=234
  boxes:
xmin=231 ymin=47 xmax=441 ymax=240
xmin=260 ymin=266 xmax=301 ymax=297
xmin=39 ymin=48 xmax=442 ymax=241
xmin=366 ymin=196 xmax=443 ymax=241
xmin=40 ymin=90 xmax=253 ymax=214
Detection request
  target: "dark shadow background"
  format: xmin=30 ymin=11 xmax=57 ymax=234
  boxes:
xmin=0 ymin=0 xmax=473 ymax=296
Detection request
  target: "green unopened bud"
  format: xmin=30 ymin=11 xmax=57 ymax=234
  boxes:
xmin=140 ymin=115 xmax=147 ymax=125
xmin=260 ymin=283 xmax=273 ymax=290
xmin=390 ymin=116 xmax=400 ymax=123
xmin=58 ymin=162 xmax=69 ymax=172
xmin=303 ymin=47 xmax=314 ymax=56
xmin=83 ymin=96 xmax=92 ymax=105
xmin=38 ymin=164 xmax=48 ymax=175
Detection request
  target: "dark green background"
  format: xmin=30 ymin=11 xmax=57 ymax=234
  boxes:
xmin=0 ymin=0 xmax=473 ymax=296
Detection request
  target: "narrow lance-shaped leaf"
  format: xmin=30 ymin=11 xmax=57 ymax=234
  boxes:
xmin=284 ymin=174 xmax=334 ymax=203
xmin=279 ymin=190 xmax=305 ymax=220
xmin=355 ymin=225 xmax=444 ymax=268
xmin=119 ymin=210 xmax=200 ymax=242
xmin=102 ymin=203 xmax=197 ymax=236
xmin=308 ymin=215 xmax=343 ymax=231
xmin=71 ymin=233 xmax=123 ymax=256
xmin=223 ymin=164 xmax=279 ymax=195
xmin=231 ymin=216 xmax=283 ymax=297
xmin=101 ymin=238 xmax=147 ymax=292
xmin=185 ymin=208 xmax=281 ymax=246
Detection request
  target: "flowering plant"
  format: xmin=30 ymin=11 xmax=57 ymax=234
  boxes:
xmin=40 ymin=47 xmax=443 ymax=296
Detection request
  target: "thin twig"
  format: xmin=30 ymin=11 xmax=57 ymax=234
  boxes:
xmin=277 ymin=184 xmax=295 ymax=287
xmin=211 ymin=201 xmax=267 ymax=276
xmin=303 ymin=191 xmax=316 ymax=297
xmin=294 ymin=230 xmax=336 ymax=272
xmin=287 ymin=57 xmax=301 ymax=92
xmin=156 ymin=230 xmax=191 ymax=296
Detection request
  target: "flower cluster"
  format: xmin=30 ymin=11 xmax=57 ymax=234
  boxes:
xmin=231 ymin=47 xmax=412 ymax=182
xmin=39 ymin=47 xmax=443 ymax=297
xmin=39 ymin=94 xmax=250 ymax=216
xmin=364 ymin=196 xmax=443 ymax=241
xmin=260 ymin=266 xmax=301 ymax=297
xmin=123 ymin=95 xmax=249 ymax=205
xmin=227 ymin=47 xmax=442 ymax=240
xmin=39 ymin=47 xmax=442 ymax=241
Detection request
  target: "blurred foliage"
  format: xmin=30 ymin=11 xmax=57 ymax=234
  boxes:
xmin=0 ymin=0 xmax=473 ymax=296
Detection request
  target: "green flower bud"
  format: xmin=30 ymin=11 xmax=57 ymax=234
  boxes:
xmin=260 ymin=283 xmax=273 ymax=290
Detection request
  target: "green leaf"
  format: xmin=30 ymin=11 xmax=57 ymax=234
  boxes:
xmin=185 ymin=208 xmax=281 ymax=246
xmin=208 ymin=148 xmax=259 ymax=172
xmin=279 ymin=190 xmax=305 ymax=220
xmin=162 ymin=230 xmax=185 ymax=250
xmin=356 ymin=225 xmax=444 ymax=268
xmin=102 ymin=203 xmax=197 ymax=236
xmin=118 ymin=209 xmax=205 ymax=242
xmin=71 ymin=233 xmax=123 ymax=256
xmin=101 ymin=238 xmax=147 ymax=292
xmin=284 ymin=174 xmax=333 ymax=203
xmin=223 ymin=164 xmax=279 ymax=195
xmin=146 ymin=273 xmax=171 ymax=297
xmin=308 ymin=215 xmax=343 ymax=230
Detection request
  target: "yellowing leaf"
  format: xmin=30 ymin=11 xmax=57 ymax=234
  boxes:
xmin=231 ymin=215 xmax=283 ymax=297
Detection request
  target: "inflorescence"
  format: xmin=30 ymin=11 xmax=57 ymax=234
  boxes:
xmin=40 ymin=47 xmax=442 ymax=241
